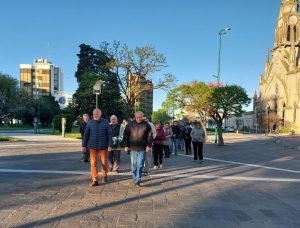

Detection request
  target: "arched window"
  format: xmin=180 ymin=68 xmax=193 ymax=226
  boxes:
xmin=294 ymin=26 xmax=297 ymax=41
xmin=287 ymin=25 xmax=291 ymax=41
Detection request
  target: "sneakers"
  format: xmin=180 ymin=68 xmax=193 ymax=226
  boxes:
xmin=153 ymin=166 xmax=158 ymax=170
xmin=159 ymin=164 xmax=163 ymax=168
xmin=90 ymin=181 xmax=98 ymax=187
xmin=143 ymin=172 xmax=148 ymax=176
xmin=135 ymin=182 xmax=141 ymax=188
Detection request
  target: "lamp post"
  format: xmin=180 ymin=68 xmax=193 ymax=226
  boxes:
xmin=34 ymin=76 xmax=40 ymax=133
xmin=216 ymin=27 xmax=231 ymax=86
xmin=93 ymin=80 xmax=105 ymax=109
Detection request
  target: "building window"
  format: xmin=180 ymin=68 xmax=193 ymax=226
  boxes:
xmin=287 ymin=25 xmax=291 ymax=42
xmin=294 ymin=26 xmax=297 ymax=41
xmin=294 ymin=107 xmax=297 ymax=123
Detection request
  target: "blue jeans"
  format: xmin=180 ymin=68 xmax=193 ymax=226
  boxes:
xmin=172 ymin=139 xmax=179 ymax=155
xmin=130 ymin=151 xmax=146 ymax=184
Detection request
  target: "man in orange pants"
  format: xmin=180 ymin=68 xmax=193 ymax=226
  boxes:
xmin=82 ymin=109 xmax=112 ymax=186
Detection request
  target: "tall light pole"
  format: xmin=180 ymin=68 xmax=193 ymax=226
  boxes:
xmin=93 ymin=80 xmax=105 ymax=109
xmin=217 ymin=27 xmax=231 ymax=86
xmin=34 ymin=75 xmax=40 ymax=133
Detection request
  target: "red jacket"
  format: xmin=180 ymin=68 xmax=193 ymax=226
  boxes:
xmin=153 ymin=127 xmax=166 ymax=145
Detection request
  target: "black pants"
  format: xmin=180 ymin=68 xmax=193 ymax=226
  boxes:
xmin=192 ymin=141 xmax=203 ymax=160
xmin=163 ymin=145 xmax=170 ymax=158
xmin=184 ymin=139 xmax=192 ymax=155
xmin=107 ymin=150 xmax=121 ymax=171
xmin=153 ymin=144 xmax=164 ymax=166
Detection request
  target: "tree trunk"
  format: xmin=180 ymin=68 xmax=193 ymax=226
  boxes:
xmin=199 ymin=118 xmax=208 ymax=141
xmin=217 ymin=122 xmax=224 ymax=146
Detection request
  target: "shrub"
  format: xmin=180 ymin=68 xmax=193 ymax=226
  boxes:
xmin=53 ymin=114 xmax=73 ymax=132
xmin=279 ymin=126 xmax=293 ymax=134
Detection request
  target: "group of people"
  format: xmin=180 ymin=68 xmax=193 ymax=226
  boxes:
xmin=80 ymin=108 xmax=206 ymax=187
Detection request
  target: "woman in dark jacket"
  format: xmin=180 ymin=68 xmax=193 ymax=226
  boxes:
xmin=153 ymin=121 xmax=166 ymax=169
xmin=183 ymin=125 xmax=192 ymax=155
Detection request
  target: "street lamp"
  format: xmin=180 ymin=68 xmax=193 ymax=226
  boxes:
xmin=34 ymin=76 xmax=40 ymax=133
xmin=217 ymin=27 xmax=231 ymax=86
xmin=93 ymin=80 xmax=105 ymax=109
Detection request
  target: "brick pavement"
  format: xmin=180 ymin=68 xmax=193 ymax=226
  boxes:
xmin=0 ymin=133 xmax=300 ymax=227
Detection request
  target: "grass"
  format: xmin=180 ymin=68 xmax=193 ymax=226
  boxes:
xmin=0 ymin=125 xmax=33 ymax=130
xmin=0 ymin=136 xmax=24 ymax=142
xmin=36 ymin=131 xmax=81 ymax=139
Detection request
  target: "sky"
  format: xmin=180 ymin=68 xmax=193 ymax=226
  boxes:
xmin=0 ymin=0 xmax=283 ymax=111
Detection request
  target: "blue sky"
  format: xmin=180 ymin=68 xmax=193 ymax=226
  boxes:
xmin=0 ymin=0 xmax=282 ymax=111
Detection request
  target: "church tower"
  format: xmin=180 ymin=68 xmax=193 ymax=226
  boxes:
xmin=274 ymin=0 xmax=300 ymax=71
xmin=257 ymin=0 xmax=300 ymax=133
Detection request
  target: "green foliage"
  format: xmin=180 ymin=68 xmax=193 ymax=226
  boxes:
xmin=279 ymin=126 xmax=294 ymax=134
xmin=167 ymin=81 xmax=250 ymax=145
xmin=39 ymin=95 xmax=61 ymax=126
xmin=209 ymin=85 xmax=251 ymax=120
xmin=53 ymin=114 xmax=73 ymax=132
xmin=73 ymin=44 xmax=126 ymax=119
xmin=11 ymin=91 xmax=36 ymax=125
xmin=0 ymin=73 xmax=18 ymax=123
xmin=0 ymin=136 xmax=24 ymax=142
xmin=152 ymin=109 xmax=172 ymax=123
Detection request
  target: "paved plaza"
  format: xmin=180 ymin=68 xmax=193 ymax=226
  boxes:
xmin=0 ymin=133 xmax=300 ymax=227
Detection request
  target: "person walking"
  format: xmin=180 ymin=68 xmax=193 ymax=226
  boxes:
xmin=183 ymin=125 xmax=192 ymax=155
xmin=190 ymin=122 xmax=205 ymax=162
xmin=178 ymin=123 xmax=185 ymax=152
xmin=82 ymin=109 xmax=112 ymax=186
xmin=79 ymin=114 xmax=90 ymax=163
xmin=119 ymin=119 xmax=128 ymax=139
xmin=108 ymin=115 xmax=121 ymax=173
xmin=153 ymin=121 xmax=166 ymax=169
xmin=143 ymin=116 xmax=156 ymax=176
xmin=163 ymin=122 xmax=173 ymax=158
xmin=171 ymin=121 xmax=180 ymax=155
xmin=123 ymin=111 xmax=152 ymax=187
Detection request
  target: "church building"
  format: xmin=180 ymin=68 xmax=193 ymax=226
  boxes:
xmin=255 ymin=0 xmax=300 ymax=133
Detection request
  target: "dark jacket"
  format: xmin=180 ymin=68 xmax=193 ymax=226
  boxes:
xmin=82 ymin=118 xmax=112 ymax=150
xmin=123 ymin=120 xmax=153 ymax=151
xmin=153 ymin=127 xmax=166 ymax=145
xmin=171 ymin=125 xmax=181 ymax=139
xmin=183 ymin=127 xmax=192 ymax=142
xmin=79 ymin=121 xmax=87 ymax=138
xmin=110 ymin=124 xmax=120 ymax=137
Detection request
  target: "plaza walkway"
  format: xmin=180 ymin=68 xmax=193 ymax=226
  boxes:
xmin=0 ymin=133 xmax=300 ymax=227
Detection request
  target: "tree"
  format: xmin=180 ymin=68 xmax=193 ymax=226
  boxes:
xmin=162 ymin=89 xmax=179 ymax=121
xmin=170 ymin=81 xmax=250 ymax=145
xmin=11 ymin=91 xmax=35 ymax=125
xmin=39 ymin=95 xmax=61 ymax=126
xmin=73 ymin=44 xmax=125 ymax=119
xmin=0 ymin=73 xmax=18 ymax=124
xmin=208 ymin=85 xmax=251 ymax=145
xmin=151 ymin=109 xmax=172 ymax=123
xmin=100 ymin=41 xmax=176 ymax=116
xmin=169 ymin=81 xmax=212 ymax=138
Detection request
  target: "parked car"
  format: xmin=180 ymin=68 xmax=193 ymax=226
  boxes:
xmin=225 ymin=127 xmax=235 ymax=132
